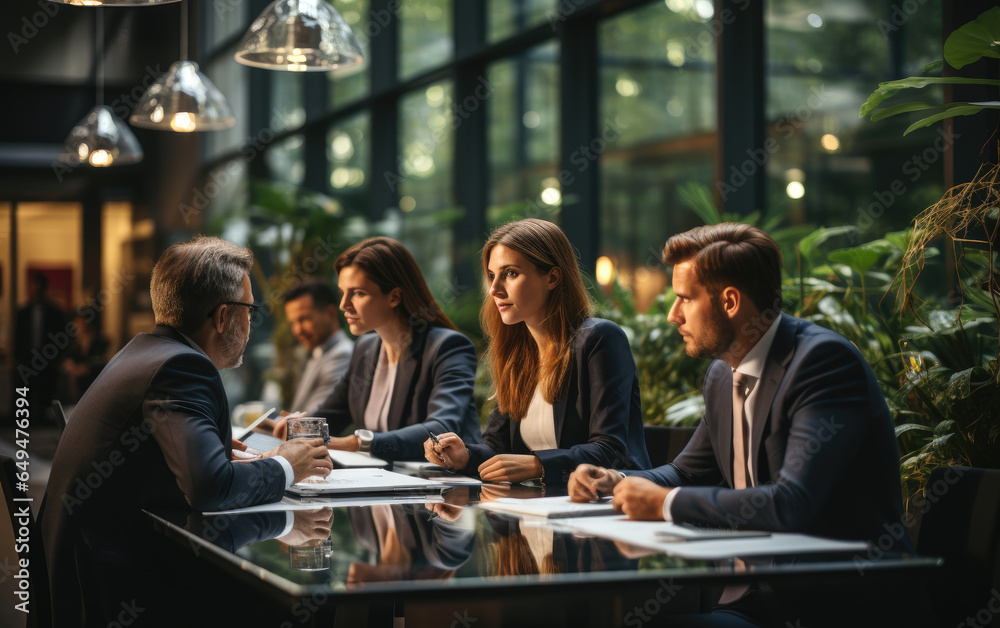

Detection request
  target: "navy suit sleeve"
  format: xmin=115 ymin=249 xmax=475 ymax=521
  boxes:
xmin=465 ymin=408 xmax=506 ymax=471
xmin=371 ymin=331 xmax=481 ymax=461
xmin=629 ymin=417 xmax=723 ymax=487
xmin=146 ymin=353 xmax=285 ymax=511
xmin=533 ymin=321 xmax=642 ymax=482
xmin=630 ymin=364 xmax=725 ymax=486
xmin=669 ymin=339 xmax=877 ymax=531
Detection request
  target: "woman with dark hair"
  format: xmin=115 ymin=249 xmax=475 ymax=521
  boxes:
xmin=425 ymin=219 xmax=650 ymax=484
xmin=274 ymin=236 xmax=481 ymax=461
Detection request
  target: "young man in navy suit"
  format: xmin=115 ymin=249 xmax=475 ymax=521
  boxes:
xmin=568 ymin=224 xmax=920 ymax=625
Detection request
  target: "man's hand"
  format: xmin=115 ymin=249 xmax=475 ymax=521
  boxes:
xmin=272 ymin=410 xmax=308 ymax=440
xmin=478 ymin=454 xmax=543 ymax=484
xmin=424 ymin=432 xmax=469 ymax=470
xmin=271 ymin=438 xmax=333 ymax=483
xmin=612 ymin=476 xmax=672 ymax=521
xmin=568 ymin=464 xmax=623 ymax=502
xmin=329 ymin=435 xmax=360 ymax=451
xmin=278 ymin=508 xmax=334 ymax=546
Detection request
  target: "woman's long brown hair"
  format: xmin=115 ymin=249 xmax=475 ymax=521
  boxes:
xmin=480 ymin=219 xmax=592 ymax=420
xmin=336 ymin=236 xmax=456 ymax=331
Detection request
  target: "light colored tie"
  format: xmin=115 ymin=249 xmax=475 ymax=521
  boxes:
xmin=732 ymin=371 xmax=751 ymax=490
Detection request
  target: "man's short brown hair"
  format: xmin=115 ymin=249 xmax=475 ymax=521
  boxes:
xmin=662 ymin=223 xmax=783 ymax=313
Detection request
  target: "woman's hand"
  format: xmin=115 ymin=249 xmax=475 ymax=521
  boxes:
xmin=424 ymin=432 xmax=469 ymax=470
xmin=272 ymin=410 xmax=308 ymax=440
xmin=329 ymin=435 xmax=360 ymax=451
xmin=478 ymin=454 xmax=543 ymax=484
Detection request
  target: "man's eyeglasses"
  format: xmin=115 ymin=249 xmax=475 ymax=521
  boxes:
xmin=210 ymin=301 xmax=261 ymax=324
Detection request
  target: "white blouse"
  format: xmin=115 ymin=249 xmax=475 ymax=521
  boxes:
xmin=519 ymin=384 xmax=558 ymax=451
xmin=363 ymin=345 xmax=397 ymax=433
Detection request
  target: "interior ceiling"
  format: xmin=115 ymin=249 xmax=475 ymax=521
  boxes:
xmin=0 ymin=0 xmax=182 ymax=145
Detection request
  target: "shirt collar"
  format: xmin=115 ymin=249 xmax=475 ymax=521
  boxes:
xmin=312 ymin=330 xmax=344 ymax=360
xmin=177 ymin=330 xmax=210 ymax=359
xmin=736 ymin=315 xmax=782 ymax=380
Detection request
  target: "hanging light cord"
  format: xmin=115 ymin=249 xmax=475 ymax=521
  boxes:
xmin=96 ymin=7 xmax=103 ymax=106
xmin=181 ymin=0 xmax=188 ymax=61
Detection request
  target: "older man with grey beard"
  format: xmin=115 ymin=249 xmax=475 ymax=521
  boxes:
xmin=39 ymin=236 xmax=333 ymax=627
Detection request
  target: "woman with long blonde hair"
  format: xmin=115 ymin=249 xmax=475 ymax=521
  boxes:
xmin=425 ymin=219 xmax=650 ymax=483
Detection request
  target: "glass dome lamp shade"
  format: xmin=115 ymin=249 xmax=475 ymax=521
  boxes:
xmin=45 ymin=0 xmax=181 ymax=5
xmin=235 ymin=0 xmax=365 ymax=73
xmin=59 ymin=105 xmax=144 ymax=168
xmin=130 ymin=60 xmax=235 ymax=132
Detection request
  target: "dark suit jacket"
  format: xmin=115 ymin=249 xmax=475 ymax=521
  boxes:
xmin=467 ymin=318 xmax=651 ymax=484
xmin=632 ymin=313 xmax=911 ymax=551
xmin=312 ymin=325 xmax=481 ymax=461
xmin=38 ymin=326 xmax=287 ymax=627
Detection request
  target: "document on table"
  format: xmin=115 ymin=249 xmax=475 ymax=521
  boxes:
xmin=328 ymin=449 xmax=390 ymax=468
xmin=557 ymin=517 xmax=868 ymax=560
xmin=204 ymin=494 xmax=445 ymax=515
xmin=286 ymin=468 xmax=445 ymax=496
xmin=478 ymin=496 xmax=617 ymax=519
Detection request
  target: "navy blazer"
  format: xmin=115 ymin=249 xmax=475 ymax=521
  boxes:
xmin=39 ymin=326 xmax=287 ymax=626
xmin=632 ymin=313 xmax=910 ymax=551
xmin=312 ymin=325 xmax=481 ymax=461
xmin=467 ymin=318 xmax=651 ymax=484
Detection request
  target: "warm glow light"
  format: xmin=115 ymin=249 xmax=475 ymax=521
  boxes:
xmin=89 ymin=149 xmax=113 ymax=167
xmin=596 ymin=256 xmax=615 ymax=286
xmin=170 ymin=112 xmax=196 ymax=132
xmin=786 ymin=181 xmax=805 ymax=199
xmin=330 ymin=167 xmax=351 ymax=188
xmin=399 ymin=196 xmax=416 ymax=212
xmin=541 ymin=187 xmax=562 ymax=205
xmin=821 ymin=133 xmax=840 ymax=152
xmin=615 ymin=78 xmax=640 ymax=97
xmin=331 ymin=134 xmax=354 ymax=158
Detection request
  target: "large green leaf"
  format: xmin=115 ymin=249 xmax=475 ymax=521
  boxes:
xmin=944 ymin=7 xmax=1000 ymax=70
xmin=859 ymin=77 xmax=1000 ymax=117
xmin=798 ymin=226 xmax=858 ymax=265
xmin=904 ymin=104 xmax=998 ymax=135
xmin=895 ymin=423 xmax=934 ymax=438
xmin=828 ymin=247 xmax=884 ymax=275
xmin=870 ymin=101 xmax=937 ymax=122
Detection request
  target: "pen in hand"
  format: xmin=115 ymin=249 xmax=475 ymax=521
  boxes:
xmin=428 ymin=431 xmax=441 ymax=445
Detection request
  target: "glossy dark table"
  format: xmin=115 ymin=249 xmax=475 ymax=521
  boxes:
xmin=144 ymin=480 xmax=941 ymax=628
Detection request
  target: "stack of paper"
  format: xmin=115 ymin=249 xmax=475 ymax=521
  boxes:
xmin=287 ymin=468 xmax=444 ymax=496
xmin=478 ymin=496 xmax=617 ymax=519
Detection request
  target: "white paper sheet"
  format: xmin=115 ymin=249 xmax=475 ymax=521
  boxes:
xmin=286 ymin=468 xmax=444 ymax=496
xmin=557 ymin=517 xmax=868 ymax=559
xmin=204 ymin=494 xmax=445 ymax=515
xmin=478 ymin=496 xmax=617 ymax=519
xmin=328 ymin=449 xmax=390 ymax=468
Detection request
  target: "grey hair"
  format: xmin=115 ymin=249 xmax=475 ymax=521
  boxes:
xmin=150 ymin=235 xmax=254 ymax=333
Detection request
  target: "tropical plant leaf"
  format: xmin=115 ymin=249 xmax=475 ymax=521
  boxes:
xmin=678 ymin=182 xmax=720 ymax=225
xmin=895 ymin=423 xmax=934 ymax=438
xmin=828 ymin=247 xmax=884 ymax=275
xmin=798 ymin=226 xmax=858 ymax=265
xmin=943 ymin=6 xmax=1000 ymax=69
xmin=859 ymin=77 xmax=1000 ymax=117
xmin=870 ymin=101 xmax=937 ymax=122
xmin=920 ymin=59 xmax=944 ymax=75
xmin=904 ymin=105 xmax=997 ymax=135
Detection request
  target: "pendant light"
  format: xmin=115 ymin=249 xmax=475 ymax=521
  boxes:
xmin=59 ymin=8 xmax=143 ymax=168
xmin=130 ymin=0 xmax=235 ymax=132
xmin=234 ymin=0 xmax=364 ymax=73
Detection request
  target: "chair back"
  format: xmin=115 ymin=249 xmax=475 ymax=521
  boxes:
xmin=917 ymin=466 xmax=1000 ymax=626
xmin=0 ymin=455 xmax=51 ymax=628
xmin=642 ymin=425 xmax=696 ymax=468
